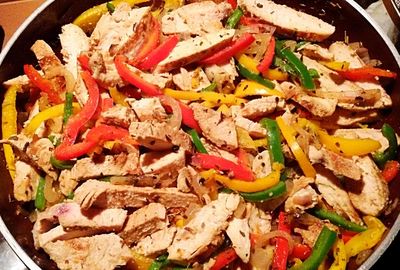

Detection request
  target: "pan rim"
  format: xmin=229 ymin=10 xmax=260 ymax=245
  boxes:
xmin=0 ymin=0 xmax=399 ymax=269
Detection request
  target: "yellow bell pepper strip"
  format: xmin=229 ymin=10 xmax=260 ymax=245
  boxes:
xmin=236 ymin=127 xmax=256 ymax=150
xmin=276 ymin=116 xmax=316 ymax=178
xmin=329 ymin=239 xmax=346 ymax=270
xmin=317 ymin=130 xmax=381 ymax=157
xmin=320 ymin=61 xmax=350 ymax=72
xmin=235 ymin=53 xmax=259 ymax=74
xmin=2 ymin=85 xmax=19 ymax=180
xmin=234 ymin=80 xmax=284 ymax=98
xmin=263 ymin=68 xmax=289 ymax=81
xmin=24 ymin=103 xmax=81 ymax=136
xmin=73 ymin=0 xmax=149 ymax=33
xmin=164 ymin=88 xmax=246 ymax=106
xmin=131 ymin=251 xmax=154 ymax=270
xmin=211 ymin=162 xmax=283 ymax=193
xmin=109 ymin=87 xmax=128 ymax=106
xmin=217 ymin=104 xmax=230 ymax=114
xmin=254 ymin=138 xmax=268 ymax=148
xmin=345 ymin=216 xmax=386 ymax=259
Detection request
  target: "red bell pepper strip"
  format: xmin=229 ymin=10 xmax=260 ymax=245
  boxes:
xmin=257 ymin=37 xmax=275 ymax=73
xmin=115 ymin=55 xmax=163 ymax=97
xmin=24 ymin=64 xmax=63 ymax=104
xmin=382 ymin=160 xmax=400 ymax=183
xmin=226 ymin=0 xmax=237 ymax=9
xmin=139 ymin=35 xmax=179 ymax=71
xmin=192 ymin=153 xmax=254 ymax=181
xmin=130 ymin=15 xmax=161 ymax=65
xmin=178 ymin=102 xmax=201 ymax=133
xmin=200 ymin=33 xmax=255 ymax=65
xmin=338 ymin=67 xmax=397 ymax=81
xmin=341 ymin=230 xmax=358 ymax=244
xmin=54 ymin=71 xmax=100 ymax=160
xmin=291 ymin=244 xmax=312 ymax=261
xmin=77 ymin=54 xmax=92 ymax=73
xmin=210 ymin=248 xmax=238 ymax=270
xmin=54 ymin=125 xmax=129 ymax=160
xmin=272 ymin=212 xmax=291 ymax=270
xmin=239 ymin=15 xmax=265 ymax=26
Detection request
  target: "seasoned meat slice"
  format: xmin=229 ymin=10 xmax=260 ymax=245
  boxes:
xmin=238 ymin=0 xmax=335 ymax=41
xmin=308 ymin=146 xmax=361 ymax=181
xmin=302 ymin=56 xmax=383 ymax=110
xmin=156 ymin=29 xmax=235 ymax=73
xmin=119 ymin=203 xmax=167 ymax=245
xmin=59 ymin=24 xmax=90 ymax=105
xmin=315 ymin=168 xmax=362 ymax=224
xmin=252 ymin=150 xmax=272 ymax=178
xmin=247 ymin=204 xmax=272 ymax=235
xmin=345 ymin=156 xmax=389 ymax=216
xmin=57 ymin=203 xmax=127 ymax=231
xmin=129 ymin=121 xmax=192 ymax=151
xmin=204 ymin=58 xmax=238 ymax=92
xmin=231 ymin=106 xmax=266 ymax=138
xmin=43 ymin=233 xmax=131 ymax=270
xmin=13 ymin=160 xmax=40 ymax=202
xmin=74 ymin=180 xmax=201 ymax=210
xmin=140 ymin=149 xmax=186 ymax=181
xmin=280 ymin=82 xmax=337 ymax=117
xmin=191 ymin=103 xmax=238 ymax=150
xmin=101 ymin=104 xmax=138 ymax=128
xmin=168 ymin=193 xmax=240 ymax=261
xmin=315 ymin=108 xmax=378 ymax=129
xmin=161 ymin=1 xmax=232 ymax=37
xmin=127 ymin=97 xmax=168 ymax=122
xmin=27 ymin=138 xmax=58 ymax=179
xmin=90 ymin=4 xmax=150 ymax=53
xmin=31 ymin=40 xmax=63 ymax=73
xmin=172 ymin=67 xmax=211 ymax=91
xmin=134 ymin=227 xmax=177 ymax=256
xmin=240 ymin=96 xmax=285 ymax=119
xmin=299 ymin=43 xmax=333 ymax=61
xmin=226 ymin=217 xmax=251 ymax=263
xmin=70 ymin=151 xmax=140 ymax=180
xmin=285 ymin=186 xmax=319 ymax=213
xmin=34 ymin=202 xmax=127 ymax=247
xmin=329 ymin=42 xmax=392 ymax=109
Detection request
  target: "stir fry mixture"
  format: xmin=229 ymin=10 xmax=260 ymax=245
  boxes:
xmin=2 ymin=0 xmax=399 ymax=269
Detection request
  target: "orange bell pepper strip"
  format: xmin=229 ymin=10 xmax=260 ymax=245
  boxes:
xmin=338 ymin=66 xmax=397 ymax=81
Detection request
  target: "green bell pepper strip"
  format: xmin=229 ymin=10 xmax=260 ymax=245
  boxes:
xmin=290 ymin=226 xmax=337 ymax=270
xmin=226 ymin=7 xmax=243 ymax=29
xmin=106 ymin=2 xmax=115 ymax=13
xmin=50 ymin=156 xmax=75 ymax=170
xmin=261 ymin=118 xmax=285 ymax=165
xmin=276 ymin=47 xmax=315 ymax=90
xmin=240 ymin=181 xmax=286 ymax=202
xmin=236 ymin=63 xmax=275 ymax=89
xmin=311 ymin=208 xmax=367 ymax=232
xmin=188 ymin=129 xmax=208 ymax=153
xmin=66 ymin=192 xmax=74 ymax=200
xmin=149 ymin=254 xmax=170 ymax=270
xmin=35 ymin=176 xmax=46 ymax=211
xmin=201 ymin=82 xmax=217 ymax=92
xmin=63 ymin=92 xmax=74 ymax=125
xmin=373 ymin=123 xmax=398 ymax=168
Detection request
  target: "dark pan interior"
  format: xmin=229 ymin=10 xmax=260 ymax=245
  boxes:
xmin=0 ymin=0 xmax=399 ymax=269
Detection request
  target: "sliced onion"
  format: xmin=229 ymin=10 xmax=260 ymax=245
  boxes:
xmin=250 ymin=245 xmax=275 ymax=270
xmin=256 ymin=230 xmax=295 ymax=254
xmin=160 ymin=95 xmax=182 ymax=130
xmin=45 ymin=66 xmax=76 ymax=93
xmin=43 ymin=176 xmax=61 ymax=203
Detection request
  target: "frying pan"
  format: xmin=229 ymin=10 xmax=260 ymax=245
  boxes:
xmin=0 ymin=0 xmax=399 ymax=269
